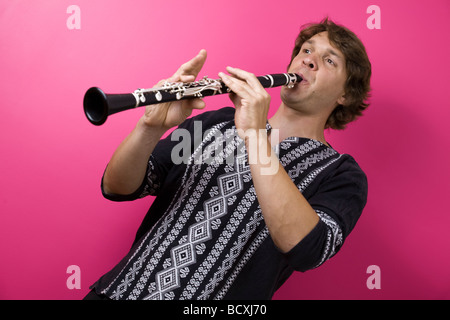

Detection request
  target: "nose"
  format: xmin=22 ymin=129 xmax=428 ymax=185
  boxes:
xmin=303 ymin=56 xmax=317 ymax=70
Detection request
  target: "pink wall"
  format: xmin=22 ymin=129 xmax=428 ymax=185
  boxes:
xmin=1 ymin=0 xmax=449 ymax=300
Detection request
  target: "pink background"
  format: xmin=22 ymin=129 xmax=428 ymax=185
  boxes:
xmin=1 ymin=0 xmax=449 ymax=300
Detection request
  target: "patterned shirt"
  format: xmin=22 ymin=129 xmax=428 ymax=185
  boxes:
xmin=90 ymin=107 xmax=368 ymax=300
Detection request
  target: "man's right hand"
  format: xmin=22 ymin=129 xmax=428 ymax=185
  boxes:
xmin=140 ymin=49 xmax=207 ymax=132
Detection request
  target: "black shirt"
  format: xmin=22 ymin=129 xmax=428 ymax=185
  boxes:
xmin=90 ymin=107 xmax=368 ymax=300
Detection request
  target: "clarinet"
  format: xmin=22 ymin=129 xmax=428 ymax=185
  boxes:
xmin=83 ymin=73 xmax=302 ymax=125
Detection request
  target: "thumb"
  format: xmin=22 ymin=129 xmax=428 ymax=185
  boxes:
xmin=186 ymin=98 xmax=205 ymax=110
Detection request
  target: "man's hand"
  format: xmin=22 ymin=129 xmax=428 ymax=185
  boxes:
xmin=141 ymin=49 xmax=207 ymax=132
xmin=219 ymin=67 xmax=271 ymax=139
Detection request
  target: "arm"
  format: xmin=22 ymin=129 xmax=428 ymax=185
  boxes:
xmin=102 ymin=119 xmax=165 ymax=195
xmin=247 ymin=133 xmax=320 ymax=253
xmin=103 ymin=49 xmax=207 ymax=196
xmin=219 ymin=67 xmax=319 ymax=253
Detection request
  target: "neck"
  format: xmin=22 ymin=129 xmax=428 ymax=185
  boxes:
xmin=269 ymin=103 xmax=329 ymax=145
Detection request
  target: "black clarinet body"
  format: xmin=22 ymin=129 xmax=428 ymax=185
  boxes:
xmin=83 ymin=73 xmax=302 ymax=125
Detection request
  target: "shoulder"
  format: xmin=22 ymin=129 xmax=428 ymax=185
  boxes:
xmin=307 ymin=152 xmax=368 ymax=236
xmin=318 ymin=152 xmax=368 ymax=212
xmin=306 ymin=151 xmax=368 ymax=204
xmin=330 ymin=153 xmax=367 ymax=188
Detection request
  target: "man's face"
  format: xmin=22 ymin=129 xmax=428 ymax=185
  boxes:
xmin=282 ymin=31 xmax=348 ymax=115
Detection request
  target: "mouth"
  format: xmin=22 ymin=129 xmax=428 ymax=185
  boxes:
xmin=297 ymin=73 xmax=309 ymax=83
xmin=289 ymin=73 xmax=308 ymax=90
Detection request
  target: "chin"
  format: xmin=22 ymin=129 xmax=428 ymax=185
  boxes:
xmin=281 ymin=86 xmax=304 ymax=104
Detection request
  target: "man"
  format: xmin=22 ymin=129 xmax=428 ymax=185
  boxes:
xmin=85 ymin=18 xmax=371 ymax=300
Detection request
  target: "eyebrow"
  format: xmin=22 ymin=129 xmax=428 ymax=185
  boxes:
xmin=305 ymin=39 xmax=344 ymax=61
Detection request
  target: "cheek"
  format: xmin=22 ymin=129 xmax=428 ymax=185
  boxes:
xmin=324 ymin=70 xmax=346 ymax=91
xmin=313 ymin=74 xmax=345 ymax=102
xmin=336 ymin=74 xmax=347 ymax=95
xmin=288 ymin=55 xmax=303 ymax=70
xmin=336 ymin=68 xmax=348 ymax=89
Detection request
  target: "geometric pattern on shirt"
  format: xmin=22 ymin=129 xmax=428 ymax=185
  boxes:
xmin=169 ymin=140 xmax=337 ymax=299
xmin=288 ymin=148 xmax=338 ymax=179
xmin=103 ymin=164 xmax=201 ymax=300
xmin=103 ymin=122 xmax=230 ymax=300
xmin=183 ymin=183 xmax=260 ymax=300
xmin=142 ymin=131 xmax=247 ymax=300
xmin=101 ymin=120 xmax=343 ymax=300
xmin=139 ymin=157 xmax=161 ymax=197
xmin=211 ymin=153 xmax=342 ymax=300
xmin=130 ymin=166 xmax=205 ymax=300
xmin=179 ymin=141 xmax=332 ymax=300
xmin=182 ymin=142 xmax=340 ymax=300
xmin=314 ymin=210 xmax=343 ymax=268
xmin=134 ymin=123 xmax=234 ymax=300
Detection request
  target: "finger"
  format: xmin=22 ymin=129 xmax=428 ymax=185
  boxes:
xmin=181 ymin=49 xmax=207 ymax=75
xmin=179 ymin=74 xmax=195 ymax=83
xmin=157 ymin=75 xmax=194 ymax=86
xmin=152 ymin=78 xmax=169 ymax=88
xmin=178 ymin=99 xmax=205 ymax=122
xmin=219 ymin=72 xmax=253 ymax=99
xmin=226 ymin=66 xmax=266 ymax=93
xmin=185 ymin=98 xmax=206 ymax=110
xmin=168 ymin=49 xmax=207 ymax=82
xmin=228 ymin=92 xmax=242 ymax=109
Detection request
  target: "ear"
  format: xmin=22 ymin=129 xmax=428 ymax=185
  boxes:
xmin=337 ymin=93 xmax=346 ymax=106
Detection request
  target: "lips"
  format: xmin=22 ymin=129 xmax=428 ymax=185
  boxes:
xmin=297 ymin=72 xmax=309 ymax=83
xmin=289 ymin=72 xmax=309 ymax=90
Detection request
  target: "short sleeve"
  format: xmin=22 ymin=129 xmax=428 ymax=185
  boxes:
xmin=100 ymin=152 xmax=168 ymax=202
xmin=283 ymin=155 xmax=368 ymax=272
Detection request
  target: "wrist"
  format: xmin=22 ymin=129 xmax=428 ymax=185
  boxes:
xmin=136 ymin=117 xmax=167 ymax=139
xmin=245 ymin=129 xmax=280 ymax=176
xmin=244 ymin=128 xmax=268 ymax=148
xmin=245 ymin=129 xmax=270 ymax=163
